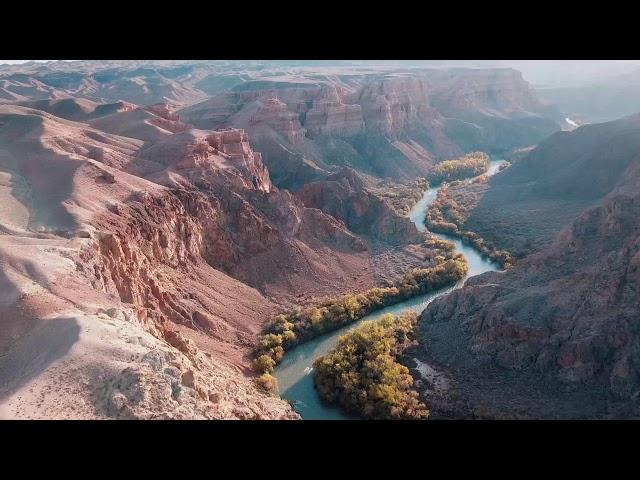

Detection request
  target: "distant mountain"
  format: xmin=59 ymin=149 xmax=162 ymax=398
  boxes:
xmin=538 ymin=68 xmax=640 ymax=123
xmin=181 ymin=68 xmax=561 ymax=189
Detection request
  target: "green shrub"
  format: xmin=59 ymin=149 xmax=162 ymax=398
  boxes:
xmin=427 ymin=152 xmax=490 ymax=186
xmin=371 ymin=177 xmax=428 ymax=216
xmin=425 ymin=182 xmax=513 ymax=268
xmin=313 ymin=312 xmax=428 ymax=419
xmin=254 ymin=354 xmax=276 ymax=374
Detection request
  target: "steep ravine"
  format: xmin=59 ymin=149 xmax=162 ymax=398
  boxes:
xmin=274 ymin=160 xmax=506 ymax=419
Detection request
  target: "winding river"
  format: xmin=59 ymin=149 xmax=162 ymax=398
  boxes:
xmin=274 ymin=160 xmax=507 ymax=419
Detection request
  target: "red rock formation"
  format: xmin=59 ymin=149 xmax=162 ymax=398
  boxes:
xmin=296 ymin=168 xmax=422 ymax=244
xmin=0 ymin=105 xmax=376 ymax=419
xmin=180 ymin=69 xmax=556 ymax=187
xmin=247 ymin=97 xmax=306 ymax=144
xmin=140 ymin=128 xmax=272 ymax=193
xmin=87 ymin=103 xmax=190 ymax=146
xmin=304 ymin=86 xmax=364 ymax=136
xmin=136 ymin=132 xmax=370 ymax=296
xmin=146 ymin=102 xmax=182 ymax=122
xmin=354 ymin=76 xmax=437 ymax=135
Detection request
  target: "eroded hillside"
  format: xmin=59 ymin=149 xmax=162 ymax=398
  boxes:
xmin=414 ymin=114 xmax=640 ymax=419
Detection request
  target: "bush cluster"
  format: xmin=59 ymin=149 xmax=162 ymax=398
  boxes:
xmin=313 ymin=311 xmax=429 ymax=419
xmin=372 ymin=178 xmax=428 ymax=216
xmin=427 ymin=152 xmax=490 ymax=186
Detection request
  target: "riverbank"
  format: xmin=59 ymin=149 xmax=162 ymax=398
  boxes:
xmin=271 ymin=160 xmax=506 ymax=419
xmin=425 ymin=171 xmax=513 ymax=267
xmin=253 ymin=239 xmax=467 ymax=388
xmin=426 ymin=152 xmax=490 ymax=186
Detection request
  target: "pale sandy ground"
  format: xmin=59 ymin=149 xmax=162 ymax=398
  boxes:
xmin=0 ymin=170 xmax=30 ymax=231
xmin=0 ymin=105 xmax=297 ymax=419
xmin=0 ymin=307 xmax=295 ymax=420
xmin=0 ymin=232 xmax=294 ymax=419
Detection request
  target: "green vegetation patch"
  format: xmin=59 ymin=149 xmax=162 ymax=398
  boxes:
xmin=313 ymin=311 xmax=428 ymax=419
xmin=370 ymin=177 xmax=428 ymax=216
xmin=426 ymin=180 xmax=513 ymax=268
xmin=427 ymin=152 xmax=490 ymax=186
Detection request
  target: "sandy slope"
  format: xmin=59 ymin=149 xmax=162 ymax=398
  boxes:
xmin=0 ymin=96 xmax=440 ymax=419
xmin=0 ymin=105 xmax=297 ymax=419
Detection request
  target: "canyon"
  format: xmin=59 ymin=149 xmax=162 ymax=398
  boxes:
xmin=1 ymin=60 xmax=637 ymax=420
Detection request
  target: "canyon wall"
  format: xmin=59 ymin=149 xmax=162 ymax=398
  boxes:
xmin=180 ymin=68 xmax=560 ymax=189
xmin=296 ymin=167 xmax=423 ymax=244
xmin=416 ymin=115 xmax=640 ymax=417
xmin=462 ymin=114 xmax=640 ymax=257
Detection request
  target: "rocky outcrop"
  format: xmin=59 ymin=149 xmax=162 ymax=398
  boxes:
xmin=204 ymin=128 xmax=272 ymax=192
xmin=305 ymin=86 xmax=364 ymax=136
xmin=247 ymin=97 xmax=306 ymax=143
xmin=97 ymin=334 xmax=298 ymax=420
xmin=144 ymin=103 xmax=190 ymax=133
xmin=140 ymin=128 xmax=272 ymax=193
xmin=83 ymin=192 xmax=209 ymax=336
xmin=296 ymin=168 xmax=422 ymax=244
xmin=87 ymin=102 xmax=190 ymax=145
xmin=146 ymin=102 xmax=181 ymax=122
xmin=355 ymin=76 xmax=435 ymax=135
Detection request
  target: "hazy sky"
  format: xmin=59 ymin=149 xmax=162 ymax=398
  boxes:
xmin=0 ymin=60 xmax=58 ymax=64
xmin=2 ymin=60 xmax=640 ymax=88
xmin=491 ymin=60 xmax=640 ymax=88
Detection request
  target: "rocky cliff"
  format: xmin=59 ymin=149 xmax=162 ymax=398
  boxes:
xmin=180 ymin=69 xmax=559 ymax=189
xmin=247 ymin=96 xmax=306 ymax=144
xmin=296 ymin=167 xmax=422 ymax=244
xmin=461 ymin=113 xmax=640 ymax=257
xmin=416 ymin=115 xmax=640 ymax=418
xmin=0 ymin=105 xmax=382 ymax=419
xmin=305 ymin=85 xmax=365 ymax=136
xmin=354 ymin=76 xmax=435 ymax=135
